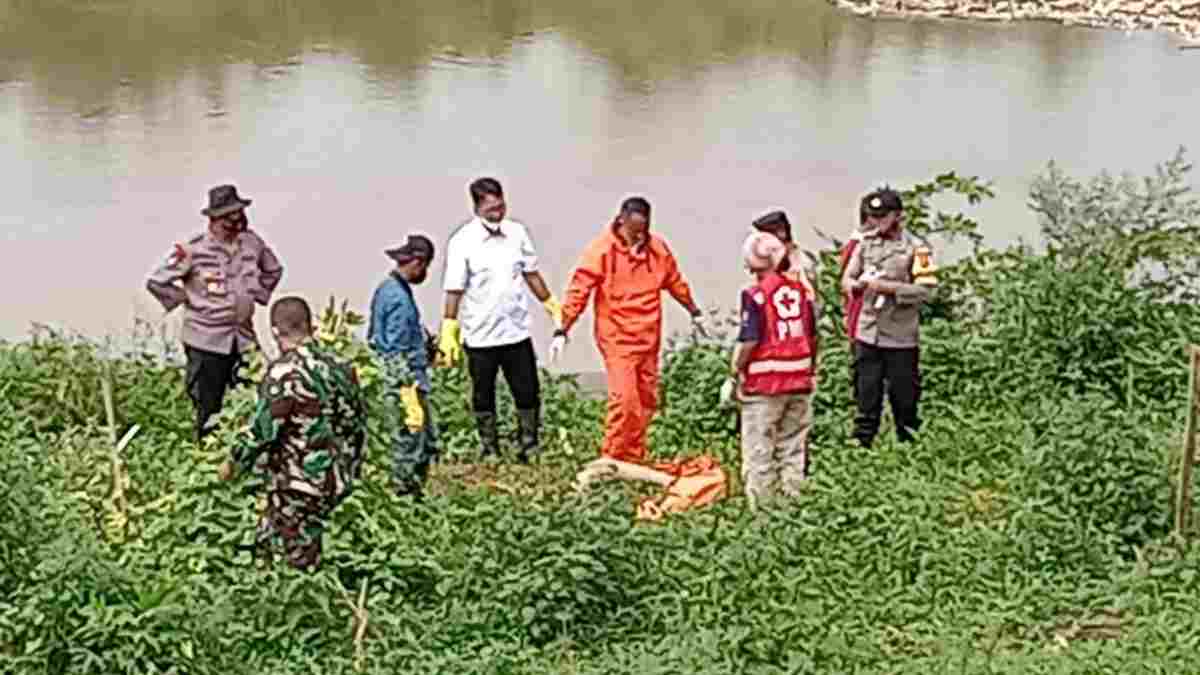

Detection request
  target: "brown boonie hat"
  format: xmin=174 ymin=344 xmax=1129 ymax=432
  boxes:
xmin=385 ymin=234 xmax=436 ymax=263
xmin=201 ymin=184 xmax=252 ymax=218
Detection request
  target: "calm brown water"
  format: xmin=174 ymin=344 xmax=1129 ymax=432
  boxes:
xmin=3 ymin=0 xmax=1198 ymax=374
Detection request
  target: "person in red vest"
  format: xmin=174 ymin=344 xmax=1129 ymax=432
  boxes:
xmin=722 ymin=230 xmax=819 ymax=509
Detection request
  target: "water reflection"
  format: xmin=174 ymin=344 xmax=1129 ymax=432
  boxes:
xmin=1 ymin=0 xmax=1138 ymax=113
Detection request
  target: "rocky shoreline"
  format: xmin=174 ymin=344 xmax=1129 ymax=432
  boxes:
xmin=830 ymin=0 xmax=1200 ymax=44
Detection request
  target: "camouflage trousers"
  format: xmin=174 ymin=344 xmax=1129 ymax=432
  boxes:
xmin=393 ymin=390 xmax=440 ymax=497
xmin=739 ymin=392 xmax=812 ymax=509
xmin=254 ymin=489 xmax=330 ymax=571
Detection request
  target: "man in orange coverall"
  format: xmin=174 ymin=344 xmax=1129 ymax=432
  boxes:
xmin=548 ymin=196 xmax=708 ymax=463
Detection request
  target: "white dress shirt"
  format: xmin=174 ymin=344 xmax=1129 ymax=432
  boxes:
xmin=443 ymin=217 xmax=541 ymax=349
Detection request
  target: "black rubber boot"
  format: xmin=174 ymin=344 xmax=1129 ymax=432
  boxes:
xmin=476 ymin=411 xmax=500 ymax=459
xmin=515 ymin=407 xmax=540 ymax=464
xmin=394 ymin=481 xmax=424 ymax=501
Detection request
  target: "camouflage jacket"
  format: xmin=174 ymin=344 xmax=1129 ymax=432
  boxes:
xmin=233 ymin=342 xmax=368 ymax=506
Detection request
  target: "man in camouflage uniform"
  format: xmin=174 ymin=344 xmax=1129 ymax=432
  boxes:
xmin=220 ymin=296 xmax=368 ymax=571
xmin=367 ymin=235 xmax=439 ymax=499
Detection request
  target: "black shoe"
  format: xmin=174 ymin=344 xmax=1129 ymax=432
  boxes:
xmin=896 ymin=424 xmax=920 ymax=444
xmin=395 ymin=485 xmax=422 ymax=499
xmin=476 ymin=411 xmax=500 ymax=459
xmin=393 ymin=471 xmax=424 ymax=499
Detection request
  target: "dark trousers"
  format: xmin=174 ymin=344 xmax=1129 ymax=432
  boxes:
xmin=393 ymin=391 xmax=440 ymax=497
xmin=185 ymin=343 xmax=243 ymax=441
xmin=853 ymin=341 xmax=921 ymax=447
xmin=465 ymin=338 xmax=541 ymax=413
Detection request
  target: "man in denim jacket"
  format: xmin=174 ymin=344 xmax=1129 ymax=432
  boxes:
xmin=368 ymin=235 xmax=439 ymax=497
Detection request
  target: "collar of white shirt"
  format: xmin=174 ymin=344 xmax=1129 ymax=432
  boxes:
xmin=476 ymin=216 xmax=508 ymax=238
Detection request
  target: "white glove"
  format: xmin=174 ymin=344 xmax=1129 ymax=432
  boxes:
xmin=548 ymin=335 xmax=567 ymax=364
xmin=854 ymin=267 xmax=883 ymax=290
xmin=718 ymin=376 xmax=737 ymax=409
xmin=691 ymin=312 xmax=710 ymax=339
xmin=865 ymin=269 xmax=886 ymax=309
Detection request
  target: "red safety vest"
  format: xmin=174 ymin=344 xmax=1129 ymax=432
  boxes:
xmin=840 ymin=233 xmax=865 ymax=342
xmin=743 ymin=272 xmax=817 ymax=396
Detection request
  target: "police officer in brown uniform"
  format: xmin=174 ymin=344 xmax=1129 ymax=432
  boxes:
xmin=839 ymin=188 xmax=934 ymax=448
xmin=146 ymin=185 xmax=285 ymax=440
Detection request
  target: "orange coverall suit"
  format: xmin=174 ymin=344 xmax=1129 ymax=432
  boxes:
xmin=561 ymin=226 xmax=698 ymax=463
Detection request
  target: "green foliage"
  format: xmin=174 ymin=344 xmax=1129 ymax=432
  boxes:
xmin=4 ymin=150 xmax=1200 ymax=672
xmin=1030 ymin=146 xmax=1200 ymax=303
xmin=651 ymin=313 xmax=742 ymax=459
xmin=0 ymin=321 xmax=191 ymax=437
xmin=897 ymin=169 xmax=996 ymax=247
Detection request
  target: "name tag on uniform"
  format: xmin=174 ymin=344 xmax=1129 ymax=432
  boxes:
xmin=204 ymin=273 xmax=228 ymax=296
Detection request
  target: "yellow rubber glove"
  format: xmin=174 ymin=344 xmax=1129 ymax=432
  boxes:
xmin=437 ymin=319 xmax=463 ymax=367
xmin=542 ymin=295 xmax=563 ymax=329
xmin=399 ymin=385 xmax=424 ymax=433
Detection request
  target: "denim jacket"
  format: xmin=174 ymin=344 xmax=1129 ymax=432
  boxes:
xmin=367 ymin=274 xmax=431 ymax=392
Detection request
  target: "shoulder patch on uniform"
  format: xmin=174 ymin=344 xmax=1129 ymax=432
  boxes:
xmin=164 ymin=243 xmax=188 ymax=266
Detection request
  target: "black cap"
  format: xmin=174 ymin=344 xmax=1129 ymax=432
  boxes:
xmin=861 ymin=188 xmax=903 ymax=218
xmin=752 ymin=210 xmax=792 ymax=239
xmin=385 ymin=234 xmax=435 ymax=263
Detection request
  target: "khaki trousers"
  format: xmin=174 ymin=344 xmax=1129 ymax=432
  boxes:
xmin=739 ymin=392 xmax=812 ymax=508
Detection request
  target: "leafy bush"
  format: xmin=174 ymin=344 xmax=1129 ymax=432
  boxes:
xmin=0 ymin=321 xmax=190 ymax=437
xmin=4 ymin=150 xmax=1200 ymax=673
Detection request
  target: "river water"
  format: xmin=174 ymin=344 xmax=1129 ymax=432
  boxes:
xmin=3 ymin=0 xmax=1198 ymax=376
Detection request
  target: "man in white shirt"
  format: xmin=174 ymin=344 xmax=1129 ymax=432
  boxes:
xmin=437 ymin=177 xmax=564 ymax=463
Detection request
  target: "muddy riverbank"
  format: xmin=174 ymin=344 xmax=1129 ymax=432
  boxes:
xmin=830 ymin=0 xmax=1200 ymax=43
